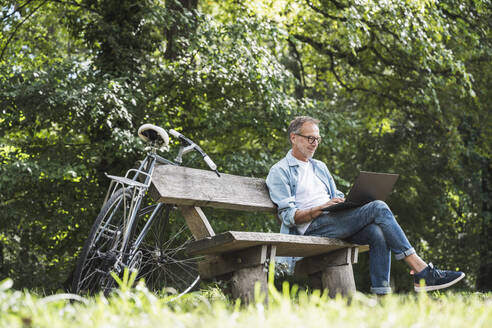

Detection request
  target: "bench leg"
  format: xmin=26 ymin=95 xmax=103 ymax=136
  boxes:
xmin=321 ymin=262 xmax=356 ymax=298
xmin=231 ymin=264 xmax=267 ymax=304
xmin=296 ymin=247 xmax=358 ymax=298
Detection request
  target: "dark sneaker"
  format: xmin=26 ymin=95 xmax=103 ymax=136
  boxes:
xmin=414 ymin=263 xmax=465 ymax=292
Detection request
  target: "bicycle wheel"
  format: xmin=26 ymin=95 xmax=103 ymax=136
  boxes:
xmin=127 ymin=198 xmax=201 ymax=295
xmin=72 ymin=188 xmax=132 ymax=294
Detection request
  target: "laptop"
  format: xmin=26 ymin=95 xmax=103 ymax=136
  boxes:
xmin=322 ymin=171 xmax=399 ymax=212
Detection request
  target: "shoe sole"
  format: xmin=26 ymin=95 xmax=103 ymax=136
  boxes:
xmin=414 ymin=272 xmax=465 ymax=292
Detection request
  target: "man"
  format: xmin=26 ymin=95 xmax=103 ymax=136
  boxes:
xmin=266 ymin=116 xmax=465 ymax=294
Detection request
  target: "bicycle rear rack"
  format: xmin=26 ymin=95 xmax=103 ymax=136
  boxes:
xmin=103 ymin=168 xmax=152 ymax=206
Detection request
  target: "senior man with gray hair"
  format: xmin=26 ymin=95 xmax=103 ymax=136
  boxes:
xmin=266 ymin=116 xmax=465 ymax=294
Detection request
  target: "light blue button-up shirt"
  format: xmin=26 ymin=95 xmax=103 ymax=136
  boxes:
xmin=266 ymin=149 xmax=344 ymax=235
xmin=266 ymin=150 xmax=344 ymax=271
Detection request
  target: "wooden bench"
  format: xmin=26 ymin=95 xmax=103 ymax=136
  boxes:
xmin=151 ymin=164 xmax=368 ymax=303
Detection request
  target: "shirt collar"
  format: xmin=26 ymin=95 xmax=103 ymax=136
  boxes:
xmin=286 ymin=149 xmax=298 ymax=167
xmin=286 ymin=149 xmax=314 ymax=167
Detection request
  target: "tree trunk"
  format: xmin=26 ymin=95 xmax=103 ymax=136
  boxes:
xmin=164 ymin=0 xmax=199 ymax=60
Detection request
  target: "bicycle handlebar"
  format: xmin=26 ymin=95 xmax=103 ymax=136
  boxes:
xmin=169 ymin=129 xmax=220 ymax=177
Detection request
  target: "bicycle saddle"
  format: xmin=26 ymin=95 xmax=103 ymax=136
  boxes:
xmin=138 ymin=124 xmax=170 ymax=151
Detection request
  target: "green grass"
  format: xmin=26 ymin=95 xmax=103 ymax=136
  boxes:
xmin=1 ymin=277 xmax=491 ymax=328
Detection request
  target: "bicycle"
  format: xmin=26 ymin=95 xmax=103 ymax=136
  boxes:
xmin=71 ymin=124 xmax=220 ymax=296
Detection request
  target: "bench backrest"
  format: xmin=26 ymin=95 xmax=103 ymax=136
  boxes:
xmin=151 ymin=165 xmax=277 ymax=239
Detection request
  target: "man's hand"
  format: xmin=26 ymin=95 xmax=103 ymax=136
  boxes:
xmin=294 ymin=197 xmax=346 ymax=224
xmin=322 ymin=197 xmax=345 ymax=208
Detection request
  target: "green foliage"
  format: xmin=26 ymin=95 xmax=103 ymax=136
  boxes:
xmin=0 ymin=0 xmax=298 ymax=290
xmin=0 ymin=0 xmax=491 ymax=293
xmin=251 ymin=0 xmax=492 ymax=291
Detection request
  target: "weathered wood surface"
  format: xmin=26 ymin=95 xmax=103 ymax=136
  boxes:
xmin=151 ymin=165 xmax=276 ymax=212
xmin=186 ymin=231 xmax=369 ymax=258
xmin=321 ymin=263 xmax=356 ymax=298
xmin=294 ymin=247 xmax=359 ymax=277
xmin=179 ymin=205 xmax=215 ymax=239
xmin=199 ymin=245 xmax=277 ymax=280
xmin=198 ymin=245 xmax=268 ymax=279
xmin=231 ymin=265 xmax=268 ymax=304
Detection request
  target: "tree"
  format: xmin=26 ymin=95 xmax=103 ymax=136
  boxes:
xmin=0 ymin=0 xmax=297 ymax=290
xmin=1 ymin=0 xmax=490 ymax=292
xmin=258 ymin=0 xmax=491 ymax=290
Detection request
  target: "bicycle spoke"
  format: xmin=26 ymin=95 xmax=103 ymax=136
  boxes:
xmin=78 ymin=269 xmax=99 ymax=287
xmin=161 ymin=267 xmax=191 ymax=288
xmin=74 ymin=188 xmax=200 ymax=297
xmin=127 ymin=203 xmax=200 ymax=294
xmin=140 ymin=257 xmax=191 ymax=290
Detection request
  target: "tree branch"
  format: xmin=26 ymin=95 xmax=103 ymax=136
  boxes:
xmin=0 ymin=0 xmax=49 ymax=60
xmin=49 ymin=0 xmax=103 ymax=16
xmin=287 ymin=38 xmax=306 ymax=89
xmin=328 ymin=52 xmax=353 ymax=91
xmin=292 ymin=33 xmax=342 ymax=58
xmin=292 ymin=32 xmax=372 ymax=59
xmin=329 ymin=0 xmax=348 ymax=10
xmin=305 ymin=0 xmax=347 ymax=22
xmin=1 ymin=0 xmax=37 ymax=21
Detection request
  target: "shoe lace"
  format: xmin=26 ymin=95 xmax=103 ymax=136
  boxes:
xmin=429 ymin=265 xmax=446 ymax=279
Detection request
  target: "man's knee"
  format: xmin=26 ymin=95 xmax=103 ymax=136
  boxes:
xmin=371 ymin=200 xmax=389 ymax=210
xmin=370 ymin=200 xmax=395 ymax=220
xmin=365 ymin=224 xmax=386 ymax=245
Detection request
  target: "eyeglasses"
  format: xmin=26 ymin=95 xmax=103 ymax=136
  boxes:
xmin=295 ymin=133 xmax=322 ymax=144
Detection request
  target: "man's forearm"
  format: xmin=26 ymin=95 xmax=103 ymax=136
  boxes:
xmin=294 ymin=206 xmax=323 ymax=224
xmin=293 ymin=197 xmax=345 ymax=224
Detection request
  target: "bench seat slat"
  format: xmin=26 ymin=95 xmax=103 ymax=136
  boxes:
xmin=187 ymin=231 xmax=368 ymax=258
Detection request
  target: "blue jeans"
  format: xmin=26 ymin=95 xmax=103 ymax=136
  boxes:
xmin=304 ymin=200 xmax=415 ymax=294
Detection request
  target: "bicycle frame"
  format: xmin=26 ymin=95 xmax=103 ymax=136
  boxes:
xmin=73 ymin=125 xmax=215 ymax=296
xmin=100 ymin=147 xmax=177 ymax=274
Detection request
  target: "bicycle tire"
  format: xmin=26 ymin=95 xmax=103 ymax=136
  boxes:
xmin=72 ymin=188 xmax=132 ymax=294
xmin=126 ymin=197 xmax=201 ymax=296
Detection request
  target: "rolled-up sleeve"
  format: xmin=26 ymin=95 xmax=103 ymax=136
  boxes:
xmin=266 ymin=165 xmax=297 ymax=227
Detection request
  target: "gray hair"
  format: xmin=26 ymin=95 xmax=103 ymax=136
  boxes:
xmin=287 ymin=116 xmax=320 ymax=142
